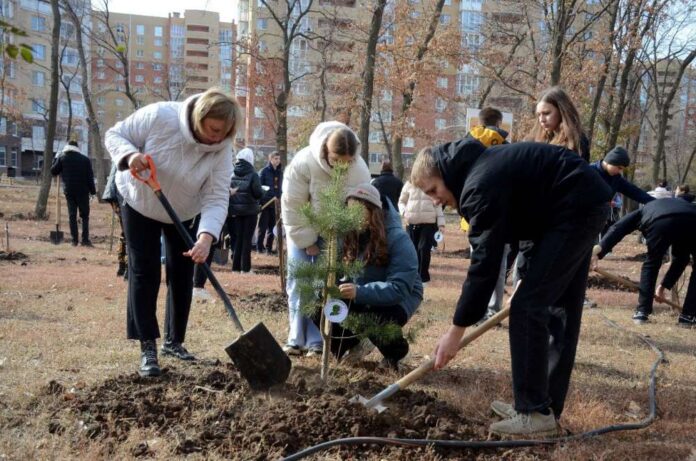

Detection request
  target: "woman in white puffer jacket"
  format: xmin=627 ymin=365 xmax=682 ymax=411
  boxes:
xmin=281 ymin=121 xmax=371 ymax=356
xmin=105 ymin=88 xmax=242 ymax=378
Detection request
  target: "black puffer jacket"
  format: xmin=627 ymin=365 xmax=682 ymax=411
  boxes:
xmin=371 ymin=171 xmax=403 ymax=208
xmin=50 ymin=144 xmax=96 ymax=196
xmin=228 ymin=159 xmax=263 ymax=216
xmin=434 ymin=139 xmax=612 ymax=326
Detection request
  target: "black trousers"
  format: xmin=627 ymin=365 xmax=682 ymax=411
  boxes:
xmin=510 ymin=205 xmax=607 ymax=417
xmin=228 ymin=214 xmax=256 ymax=272
xmin=639 ymin=216 xmax=696 ymax=317
xmin=315 ymin=302 xmax=409 ymax=363
xmin=65 ymin=192 xmax=90 ymax=243
xmin=408 ymin=223 xmax=437 ymax=283
xmin=121 ymin=203 xmax=197 ymax=343
xmin=256 ymin=207 xmax=276 ymax=252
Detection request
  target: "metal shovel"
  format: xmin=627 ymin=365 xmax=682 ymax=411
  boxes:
xmin=132 ymin=155 xmax=291 ymax=390
xmin=50 ymin=176 xmax=64 ymax=244
xmin=352 ymin=284 xmax=520 ymax=413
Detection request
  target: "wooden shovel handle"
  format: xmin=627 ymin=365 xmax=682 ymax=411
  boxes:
xmin=594 ymin=267 xmax=682 ymax=311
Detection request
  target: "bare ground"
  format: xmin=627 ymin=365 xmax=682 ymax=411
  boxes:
xmin=1 ymin=181 xmax=695 ymax=460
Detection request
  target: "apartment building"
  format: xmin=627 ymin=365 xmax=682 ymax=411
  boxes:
xmin=92 ymin=9 xmax=236 ymax=158
xmin=0 ymin=0 xmax=91 ymax=178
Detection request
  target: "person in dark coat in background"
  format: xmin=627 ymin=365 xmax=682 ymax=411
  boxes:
xmin=675 ymin=184 xmax=695 ymax=203
xmin=257 ymin=151 xmax=282 ymax=254
xmin=51 ymin=140 xmax=96 ymax=246
xmin=228 ymin=147 xmax=263 ymax=273
xmin=589 ymin=146 xmax=655 ymax=237
xmin=371 ymin=160 xmax=403 ymax=207
xmin=102 ymin=162 xmax=127 ymax=278
xmin=595 ymin=198 xmax=696 ymax=327
xmin=411 ymin=139 xmax=611 ymax=438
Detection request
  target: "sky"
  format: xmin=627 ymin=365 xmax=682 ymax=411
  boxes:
xmin=91 ymin=0 xmax=237 ymax=23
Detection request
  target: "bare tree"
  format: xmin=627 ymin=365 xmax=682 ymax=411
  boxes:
xmin=34 ymin=0 xmax=62 ymax=219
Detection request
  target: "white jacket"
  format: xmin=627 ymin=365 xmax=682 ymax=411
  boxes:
xmin=281 ymin=121 xmax=371 ymax=249
xmin=398 ymin=181 xmax=445 ymax=226
xmin=105 ymin=94 xmax=234 ymax=241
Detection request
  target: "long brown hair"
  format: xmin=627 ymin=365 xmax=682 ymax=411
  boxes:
xmin=527 ymin=86 xmax=586 ymax=158
xmin=342 ymin=199 xmax=389 ymax=266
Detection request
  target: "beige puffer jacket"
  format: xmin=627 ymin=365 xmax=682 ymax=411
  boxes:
xmin=398 ymin=181 xmax=445 ymax=226
xmin=281 ymin=121 xmax=371 ymax=249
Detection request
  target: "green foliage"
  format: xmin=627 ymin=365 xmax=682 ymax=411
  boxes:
xmin=0 ymin=20 xmax=33 ymax=63
xmin=339 ymin=312 xmax=404 ymax=344
xmin=291 ymin=256 xmax=363 ymax=318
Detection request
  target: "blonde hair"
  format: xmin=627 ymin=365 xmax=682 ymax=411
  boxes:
xmin=528 ymin=86 xmax=586 ymax=158
xmin=192 ymin=88 xmax=243 ymax=141
xmin=410 ymin=147 xmax=440 ymax=187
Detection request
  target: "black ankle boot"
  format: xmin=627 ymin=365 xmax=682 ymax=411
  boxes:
xmin=139 ymin=340 xmax=161 ymax=377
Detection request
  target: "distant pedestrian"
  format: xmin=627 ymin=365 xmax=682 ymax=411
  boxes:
xmin=50 ymin=140 xmax=96 ymax=246
xmin=398 ymin=180 xmax=445 ymax=284
xmin=371 ymin=160 xmax=403 ymax=208
xmin=675 ymin=184 xmax=694 ymax=203
xmin=257 ymin=151 xmax=283 ymax=254
xmin=228 ymin=148 xmax=263 ymax=273
xmin=649 ymin=180 xmax=673 ymax=199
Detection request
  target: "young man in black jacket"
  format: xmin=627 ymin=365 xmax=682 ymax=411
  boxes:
xmin=50 ymin=140 xmax=96 ymax=246
xmin=595 ymin=198 xmax=696 ymax=327
xmin=411 ymin=139 xmax=611 ymax=438
xmin=371 ymin=160 xmax=403 ymax=208
xmin=257 ymin=151 xmax=282 ymax=254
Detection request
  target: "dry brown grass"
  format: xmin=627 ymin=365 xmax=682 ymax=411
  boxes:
xmin=1 ymin=181 xmax=695 ymax=460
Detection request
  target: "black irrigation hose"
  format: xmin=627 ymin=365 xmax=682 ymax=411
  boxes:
xmin=281 ymin=312 xmax=665 ymax=461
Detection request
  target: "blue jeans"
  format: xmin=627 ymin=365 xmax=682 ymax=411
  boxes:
xmin=285 ymin=238 xmax=323 ymax=349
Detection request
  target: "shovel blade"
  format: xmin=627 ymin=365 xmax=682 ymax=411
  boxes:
xmin=225 ymin=322 xmax=291 ymax=390
xmin=349 ymin=394 xmax=387 ymax=413
xmin=50 ymin=230 xmax=64 ymax=244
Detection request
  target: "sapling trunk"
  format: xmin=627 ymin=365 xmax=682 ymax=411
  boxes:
xmin=320 ymin=234 xmax=338 ymax=382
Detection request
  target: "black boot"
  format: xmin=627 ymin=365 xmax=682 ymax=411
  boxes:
xmin=139 ymin=340 xmax=161 ymax=377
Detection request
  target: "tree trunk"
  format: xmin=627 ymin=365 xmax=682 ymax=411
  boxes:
xmin=65 ymin=0 xmax=107 ymax=196
xmin=391 ymin=0 xmax=446 ymax=180
xmin=358 ymin=0 xmax=387 ymax=164
xmin=681 ymin=143 xmax=696 ymax=184
xmin=549 ymin=1 xmax=568 ymax=87
xmin=34 ymin=0 xmax=61 ymax=219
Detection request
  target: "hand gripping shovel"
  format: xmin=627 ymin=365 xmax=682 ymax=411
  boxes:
xmin=132 ymin=155 xmax=291 ymax=390
xmin=352 ymin=284 xmax=519 ymax=413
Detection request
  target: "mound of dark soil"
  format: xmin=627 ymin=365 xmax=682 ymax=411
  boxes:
xmin=0 ymin=251 xmax=28 ymax=261
xmin=237 ymin=291 xmax=287 ymax=313
xmin=587 ymin=273 xmax=637 ymax=292
xmin=42 ymin=363 xmax=481 ymax=459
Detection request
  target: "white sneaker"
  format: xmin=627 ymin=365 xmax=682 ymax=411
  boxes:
xmin=192 ymin=287 xmax=214 ymax=302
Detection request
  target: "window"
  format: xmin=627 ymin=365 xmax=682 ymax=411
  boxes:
xmin=136 ymin=35 xmax=144 ymax=45
xmin=97 ymin=59 xmax=105 ymax=67
xmin=369 ymin=152 xmax=385 ymax=164
xmin=435 ymin=97 xmax=447 ymax=112
xmin=460 ymin=10 xmax=483 ymax=32
xmin=294 ymin=81 xmax=309 ymax=95
xmin=153 ymin=51 xmax=162 ymax=60
xmin=96 ymin=71 xmax=105 ymax=80
xmin=32 ymin=98 xmax=45 ymax=113
xmin=115 ymin=23 xmax=125 ymax=34
xmin=440 ymin=14 xmax=451 ymax=25
xmin=115 ymin=98 xmax=124 ymax=107
xmin=136 ymin=24 xmax=145 ymax=35
xmin=31 ymin=15 xmax=45 ymax=31
xmin=368 ymin=131 xmax=382 ymax=143
xmin=435 ymin=118 xmax=446 ymax=130
xmin=10 ymin=147 xmax=17 ymax=167
xmin=0 ymin=146 xmax=5 ymax=166
xmin=61 ymin=48 xmax=78 ymax=66
xmin=457 ymin=73 xmax=480 ymax=95
xmin=135 ymin=75 xmax=144 ymax=83
xmin=154 ymin=26 xmax=163 ymax=37
xmin=437 ymin=77 xmax=448 ymax=88
xmin=382 ymin=89 xmax=392 ymax=101
xmin=136 ymin=62 xmax=144 ymax=69
xmin=403 ymin=137 xmax=415 ymax=148
xmin=34 ymin=44 xmax=46 ymax=60
xmin=253 ymin=125 xmax=264 ymax=140
xmin=257 ymin=18 xmax=267 ymax=30
xmin=254 ymin=107 xmax=264 ymax=118
xmin=32 ymin=70 xmax=45 ymax=86
xmin=171 ymin=25 xmax=184 ymax=36
xmin=96 ymin=96 xmax=105 ymax=105
xmin=154 ymin=76 xmax=162 ymax=84
xmin=32 ymin=125 xmax=44 ymax=140
xmin=154 ymin=38 xmax=162 ymax=47
xmin=136 ymin=49 xmax=144 ymax=57
xmin=0 ymin=117 xmax=5 ymax=135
